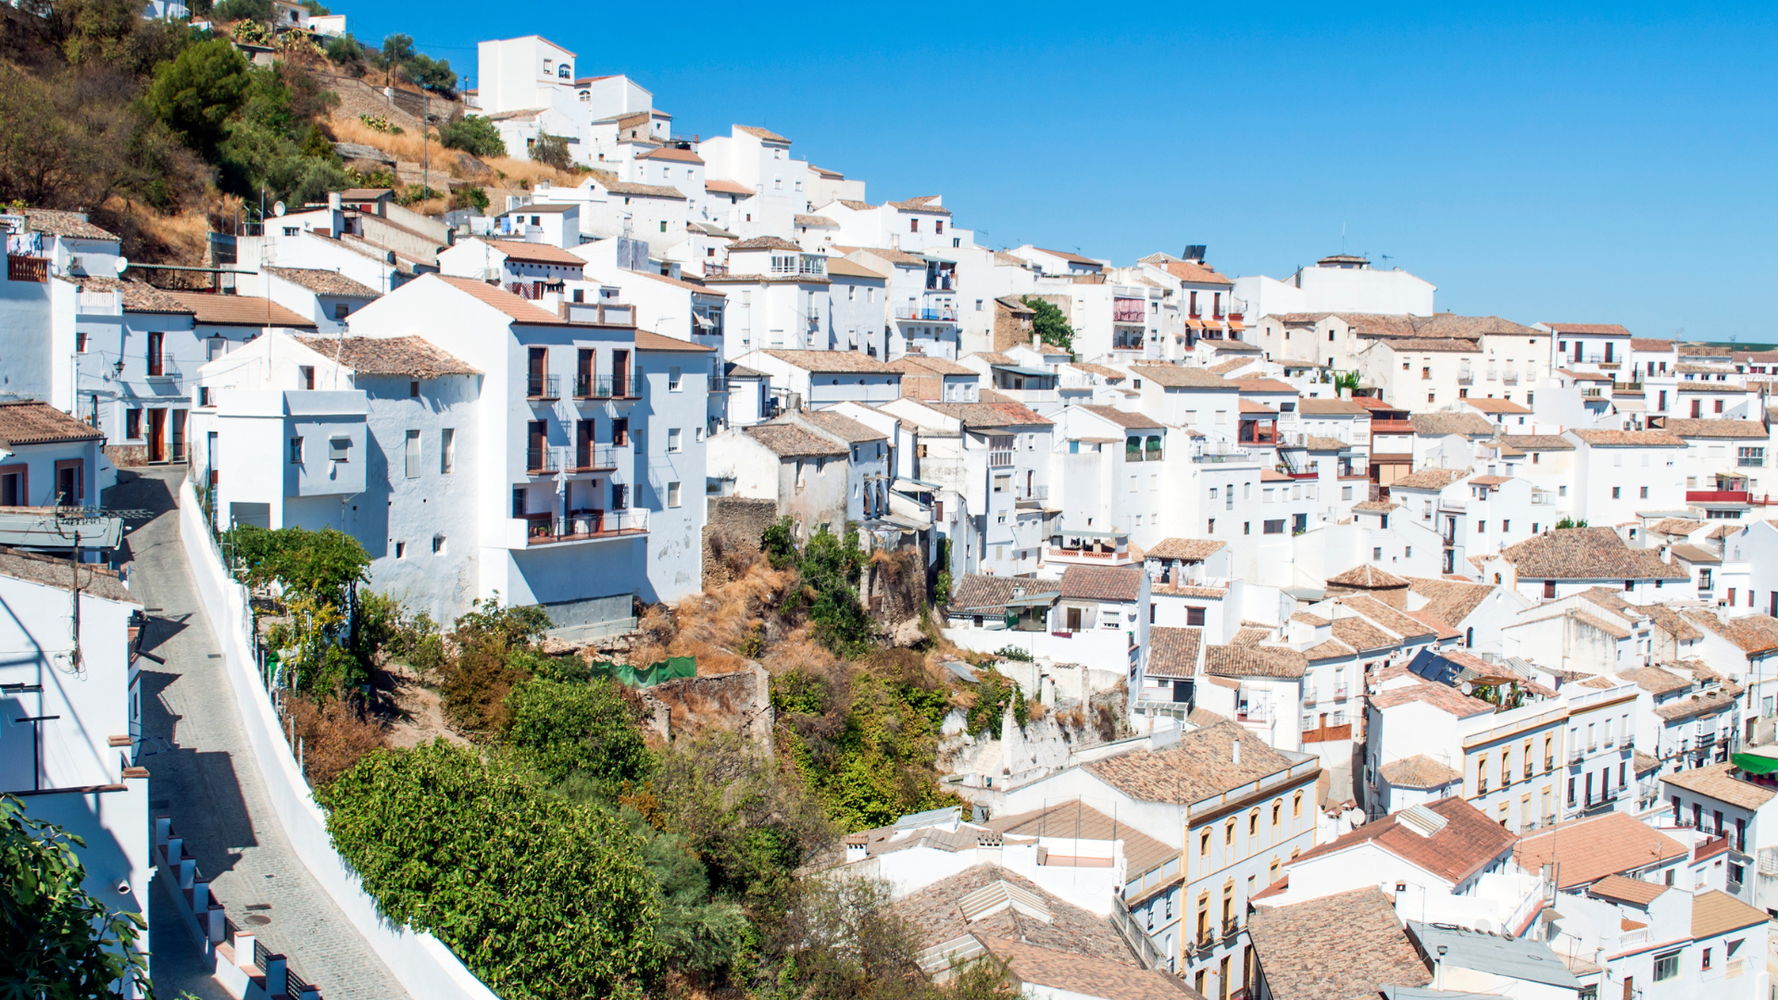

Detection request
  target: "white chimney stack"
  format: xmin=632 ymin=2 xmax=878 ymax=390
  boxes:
xmin=1232 ymin=739 xmax=1242 ymax=764
xmin=328 ymin=191 xmax=341 ymax=211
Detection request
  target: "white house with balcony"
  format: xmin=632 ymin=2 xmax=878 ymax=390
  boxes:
xmin=0 ymin=550 xmax=149 ymax=996
xmin=438 ymin=237 xmax=589 ymax=300
xmin=839 ymin=246 xmax=959 ymax=360
xmin=694 ymin=125 xmax=809 ymax=240
xmin=702 ymin=238 xmax=834 ymax=358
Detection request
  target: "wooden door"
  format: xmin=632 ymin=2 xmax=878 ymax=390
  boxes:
xmin=147 ymin=408 xmax=166 ymax=462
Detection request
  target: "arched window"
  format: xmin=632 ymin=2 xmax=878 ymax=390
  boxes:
xmin=1466 ymin=626 xmax=1474 ymax=647
xmin=558 ymin=64 xmax=571 ymax=79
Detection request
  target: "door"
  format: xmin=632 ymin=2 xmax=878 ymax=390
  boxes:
xmin=1692 ymin=399 xmax=1702 ymax=418
xmin=171 ymin=409 xmax=187 ymax=462
xmin=528 ymin=347 xmax=547 ymax=397
xmin=577 ymin=348 xmax=595 ymax=397
xmin=55 ymin=465 xmax=77 ymax=506
xmin=1066 ymin=607 xmax=1082 ymax=632
xmin=612 ymin=417 xmax=629 ymax=447
xmin=612 ymin=350 xmax=630 ymax=397
xmin=146 ymin=408 xmax=166 ymax=462
xmin=527 ymin=420 xmax=546 ymax=472
xmin=0 ymin=468 xmax=23 ymax=506
xmin=576 ymin=420 xmax=594 ymax=469
xmin=1604 ymin=341 xmax=1614 ymax=363
xmin=147 ymin=331 xmax=163 ymax=377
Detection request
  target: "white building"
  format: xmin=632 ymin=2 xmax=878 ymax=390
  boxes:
xmin=1234 ymin=253 xmax=1436 ymax=321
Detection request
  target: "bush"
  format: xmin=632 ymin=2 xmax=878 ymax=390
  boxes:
xmin=212 ymin=0 xmax=272 ymax=22
xmin=291 ymin=693 xmax=385 ymax=786
xmin=438 ymin=114 xmax=504 ymax=157
xmin=994 ymin=644 xmax=1032 ymax=662
xmin=1020 ymin=295 xmax=1074 ymax=354
xmin=450 ymin=185 xmax=489 ymax=213
xmin=505 ymin=676 xmax=652 ymax=790
xmin=144 ymin=37 xmax=250 ymax=154
xmin=322 ymin=741 xmax=662 ymax=998
xmin=437 ymin=594 xmax=551 ymax=733
xmin=529 ymin=132 xmax=573 ymax=171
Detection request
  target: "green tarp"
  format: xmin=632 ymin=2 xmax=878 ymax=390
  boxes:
xmin=1731 ymin=752 xmax=1778 ymax=775
xmin=589 ymin=655 xmax=697 ymax=688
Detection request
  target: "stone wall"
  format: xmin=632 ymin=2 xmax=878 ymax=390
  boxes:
xmin=702 ymin=496 xmax=780 ymax=588
xmin=637 ymin=660 xmax=773 ymax=749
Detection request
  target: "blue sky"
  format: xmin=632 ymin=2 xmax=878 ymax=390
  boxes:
xmin=347 ymin=2 xmax=1775 ymax=341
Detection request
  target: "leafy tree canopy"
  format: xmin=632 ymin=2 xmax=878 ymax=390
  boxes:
xmin=144 ymin=37 xmax=249 ymax=153
xmin=1020 ymin=295 xmax=1074 ymax=354
xmin=227 ymin=524 xmax=369 ymax=605
xmin=437 ymin=114 xmax=505 ymax=158
xmin=0 ymin=795 xmax=151 ymax=999
xmin=505 ymin=676 xmax=653 ymax=790
xmin=322 ymin=741 xmax=663 ymax=999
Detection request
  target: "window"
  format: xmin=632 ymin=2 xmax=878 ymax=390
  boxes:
xmin=289 ymin=436 xmax=303 ymax=464
xmin=441 ymin=428 xmax=455 ymax=474
xmin=126 ymin=408 xmax=142 ymax=440
xmin=1249 ymin=810 xmax=1259 ymax=836
xmin=1740 ymin=446 xmax=1765 ymax=467
xmin=329 ymin=436 xmax=351 ymax=462
xmin=1292 ymin=791 xmax=1302 ymax=818
xmin=1653 ymin=951 xmax=1679 ymax=981
xmin=1224 ymin=819 xmax=1235 ymax=846
xmin=668 ymin=481 xmax=681 ymax=508
xmin=405 ymin=429 xmax=421 ymax=478
xmin=1612 ymin=486 xmax=1621 ymax=499
xmin=334 ymin=303 xmax=349 ymax=321
xmin=660 ymin=220 xmax=668 ymax=233
xmin=300 ymin=365 xmax=315 ymax=390
xmin=668 ymin=428 xmax=683 ymax=453
xmin=410 ymin=380 xmax=420 ymax=398
xmin=1640 ymin=486 xmax=1648 ymax=499
xmin=432 ymin=534 xmax=446 ymax=555
xmin=76 ymin=331 xmax=88 ymax=353
xmin=395 ymin=541 xmax=406 ymax=558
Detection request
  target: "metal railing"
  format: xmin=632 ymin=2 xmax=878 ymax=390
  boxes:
xmin=146 ymin=356 xmax=181 ymax=381
xmin=575 ymin=374 xmax=613 ymax=398
xmin=1112 ymin=301 xmax=1147 ymax=323
xmin=707 ymin=375 xmax=730 ymax=392
xmin=525 ymin=507 xmax=648 ymax=543
xmin=7 ymin=255 xmax=47 ymax=283
xmin=572 ymin=444 xmax=619 ymax=470
xmin=526 ymin=446 xmax=565 ymax=474
xmin=527 ymin=374 xmax=561 ymax=399
xmin=895 ymin=305 xmax=958 ymax=322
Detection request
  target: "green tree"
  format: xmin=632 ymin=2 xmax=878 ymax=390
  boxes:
xmin=322 ymin=741 xmax=663 ymax=999
xmin=144 ymin=36 xmax=249 ymax=154
xmin=1554 ymin=517 xmax=1589 ymax=529
xmin=437 ymin=114 xmax=505 ymax=157
xmin=450 ymin=185 xmax=490 ymax=213
xmin=505 ymin=676 xmax=653 ymax=790
xmin=227 ymin=524 xmax=370 ymax=606
xmin=529 ymin=132 xmax=574 ymax=171
xmin=1020 ymin=295 xmax=1074 ymax=354
xmin=0 ymin=795 xmax=151 ymax=999
xmin=622 ymin=809 xmax=750 ymax=976
xmin=212 ymin=0 xmax=273 ymax=21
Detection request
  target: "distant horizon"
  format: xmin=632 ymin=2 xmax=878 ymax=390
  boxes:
xmin=344 ymin=2 xmax=1777 ymax=341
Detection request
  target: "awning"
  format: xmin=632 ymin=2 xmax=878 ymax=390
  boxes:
xmin=993 ymin=364 xmax=1054 ymax=378
xmin=1732 ymin=752 xmax=1778 ymax=775
xmin=1227 ymin=319 xmax=1246 ymax=332
xmin=1202 ymin=319 xmax=1225 ymax=332
xmin=1184 ymin=318 xmax=1205 ymax=330
xmin=692 ymin=313 xmax=715 ymax=329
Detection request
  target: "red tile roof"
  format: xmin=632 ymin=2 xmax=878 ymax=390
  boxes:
xmin=1293 ymin=797 xmax=1513 ymax=885
xmin=1514 ymin=812 xmax=1689 ymax=889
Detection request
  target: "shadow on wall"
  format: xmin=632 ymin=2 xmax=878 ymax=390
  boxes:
xmin=135 ymin=664 xmax=259 ymax=877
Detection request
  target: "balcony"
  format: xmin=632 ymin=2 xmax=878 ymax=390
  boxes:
xmin=895 ymin=305 xmax=958 ymax=323
xmin=1236 ymin=702 xmax=1272 ymax=724
xmin=527 ymin=374 xmax=561 ymax=400
xmin=1457 ymin=373 xmax=1473 ymax=385
xmin=1333 ymin=685 xmax=1348 ymax=701
xmin=988 ymin=450 xmax=1014 ymax=468
xmin=1016 ymin=483 xmax=1049 ymax=504
xmin=145 ymin=356 xmax=181 ymax=383
xmin=703 ymin=262 xmax=729 ymax=278
xmin=1502 ymin=373 xmax=1519 ymax=385
xmin=707 ymin=375 xmax=729 ymax=393
xmin=1302 ymin=689 xmax=1318 ymax=706
xmin=575 ymin=375 xmax=613 ymax=399
xmin=571 ymin=444 xmax=620 ymax=472
xmin=925 ymin=274 xmax=956 ymax=292
xmin=1688 ymin=490 xmax=1750 ymax=504
xmin=526 ymin=446 xmax=566 ymax=474
xmin=7 ymin=255 xmax=47 ymax=283
xmin=1112 ymin=299 xmax=1146 ymax=323
xmin=524 ymin=508 xmax=648 ymax=545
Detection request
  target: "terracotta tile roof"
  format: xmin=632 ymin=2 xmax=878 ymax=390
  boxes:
xmin=1085 ymin=721 xmax=1305 ymax=804
xmin=1327 ymin=564 xmax=1409 ymax=588
xmin=760 ymin=349 xmax=898 ymax=374
xmin=1239 ymin=399 xmax=1277 ymax=415
xmin=1647 ymin=517 xmax=1705 ymax=536
xmin=1146 ymin=626 xmax=1203 ymax=679
xmin=1405 ymin=577 xmax=1495 ymax=626
xmin=1409 ymin=413 xmax=1495 ymax=438
xmin=835 ymin=200 xmax=877 ymax=211
xmin=634 ymin=330 xmax=714 ymax=353
xmin=1238 ymin=378 xmax=1298 ymax=394
xmin=1059 ymin=565 xmax=1142 ymax=603
xmin=1693 ymin=889 xmax=1770 ymax=940
xmin=1247 ymin=887 xmax=1430 ymax=1000
xmin=164 ymin=292 xmax=317 ymax=328
xmin=1296 ymin=797 xmax=1512 ymax=885
xmin=1128 ymin=365 xmax=1237 ymax=389
xmin=1586 ymin=874 xmax=1666 ymax=906
xmin=888 ymin=196 xmax=951 ymax=216
xmin=1070 ymin=362 xmax=1128 ymax=382
xmin=0 ymin=401 xmax=102 ymax=447
xmin=823 ymin=258 xmax=885 ymax=281
xmin=586 ymin=168 xmax=686 ymax=199
xmin=1463 ymin=397 xmax=1531 ymax=414
xmin=1295 ymin=397 xmax=1369 ymax=415
xmin=1302 ymin=639 xmax=1356 ymax=661
xmin=1494 ymin=434 xmax=1575 ymax=451
xmin=1029 ymin=247 xmax=1101 ymax=266
xmin=1339 ymin=595 xmax=1434 ymax=638
xmin=1329 ymin=617 xmax=1397 ymax=653
xmin=730 ymin=236 xmax=803 ymax=252
xmin=704 ymin=179 xmax=754 ymax=196
xmin=1080 ymin=404 xmax=1163 ymax=429
xmin=844 ymin=245 xmax=927 ymax=266
xmin=1515 ymin=813 xmax=1688 ymax=889
xmin=1631 ymin=338 xmax=1674 ymax=351
xmin=886 ymin=356 xmax=973 ymax=378
xmin=1634 ymin=751 xmax=1661 ymax=774
xmin=1147 ymin=538 xmax=1226 ymax=561
xmin=0 ymin=546 xmax=132 ymax=603
xmin=1204 ymin=643 xmax=1308 ymax=679
xmin=1545 ymin=323 xmax=1633 ymax=336
xmin=919 ymin=399 xmax=1053 ymax=428
xmin=1669 ymin=543 xmax=1719 ymax=565
xmin=58 ymin=276 xmax=192 ymax=314
xmin=1349 ymin=499 xmax=1396 ymax=512
xmin=24 ymin=208 xmax=116 ymax=240
xmin=1663 ymin=762 xmax=1776 ymax=810
xmin=975 ymin=935 xmax=1204 ymax=1000
xmin=987 ymin=801 xmax=1176 ymax=880
xmin=1371 ymin=682 xmax=1494 ymax=716
xmin=1681 ymin=611 xmax=1778 ymax=653
xmin=1205 ymin=358 xmax=1254 ymax=376
xmin=1674 ymin=380 xmax=1751 ymax=392
xmin=1499 ymin=528 xmax=1688 ymax=581
xmin=793 ymin=214 xmax=837 ymax=227
xmin=1385 ymin=337 xmax=1481 ymax=353
xmin=798 ymin=410 xmax=887 ymax=444
xmin=1569 ymin=429 xmax=1686 ymax=447
xmin=434 ymin=276 xmax=574 ymax=325
xmin=744 ymin=423 xmax=848 ymax=458
xmin=1615 ymin=667 xmax=1691 ymax=695
xmin=1657 ymin=418 xmax=1768 ymax=439
xmin=1653 ymin=687 xmax=1739 ymax=721
xmin=1378 ymin=755 xmax=1462 ymax=789
xmin=734 ymin=124 xmax=790 ymax=144
xmin=1228 ymin=625 xmax=1271 ymax=646
xmin=476 ymin=238 xmax=590 ymax=267
xmin=264 ymin=266 xmax=380 ymax=298
xmin=895 ymin=865 xmax=1136 ymax=965
xmin=949 ymin=574 xmax=1054 ymax=616
xmin=290 ymin=336 xmax=476 ymax=378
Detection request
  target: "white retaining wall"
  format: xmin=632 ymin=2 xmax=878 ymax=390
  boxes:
xmin=178 ymin=479 xmax=499 ymax=1000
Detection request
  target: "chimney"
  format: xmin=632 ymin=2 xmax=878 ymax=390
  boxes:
xmin=1232 ymin=739 xmax=1242 ymax=764
xmin=327 ymin=191 xmax=341 ymax=211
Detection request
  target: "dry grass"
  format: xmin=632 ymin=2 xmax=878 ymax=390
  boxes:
xmin=329 ymin=116 xmax=583 ymax=191
xmin=291 ymin=694 xmax=389 ymax=787
xmin=96 ymin=197 xmax=212 ymax=270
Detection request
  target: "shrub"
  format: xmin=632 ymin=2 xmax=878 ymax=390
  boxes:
xmin=437 ymin=114 xmax=504 ymax=157
xmin=994 ymin=644 xmax=1032 ymax=662
xmin=449 ymin=185 xmax=488 ymax=213
xmin=529 ymin=132 xmax=574 ymax=171
xmin=290 ymin=693 xmax=385 ymax=786
xmin=322 ymin=741 xmax=662 ymax=998
xmin=505 ymin=676 xmax=652 ymax=790
xmin=212 ymin=0 xmax=272 ymax=22
xmin=1021 ymin=295 xmax=1074 ymax=354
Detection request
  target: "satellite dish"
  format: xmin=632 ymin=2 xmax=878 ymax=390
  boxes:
xmin=273 ymin=201 xmax=287 ymax=217
xmin=113 ymin=256 xmax=128 ymax=275
xmin=1460 ymin=681 xmax=1474 ymax=695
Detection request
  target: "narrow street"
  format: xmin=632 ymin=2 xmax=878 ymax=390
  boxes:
xmin=110 ymin=468 xmax=413 ymax=1000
